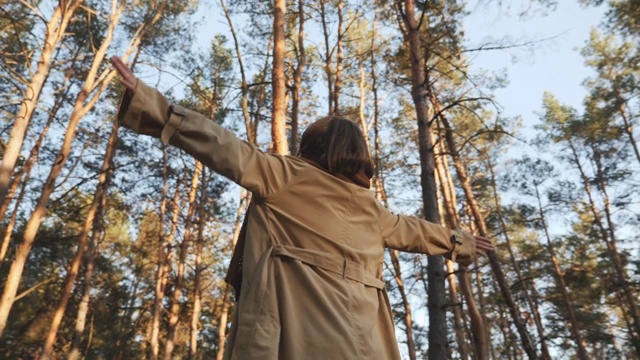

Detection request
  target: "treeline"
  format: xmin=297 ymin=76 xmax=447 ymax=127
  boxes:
xmin=0 ymin=0 xmax=638 ymax=359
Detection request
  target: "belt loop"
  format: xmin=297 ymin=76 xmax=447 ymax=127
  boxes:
xmin=342 ymin=259 xmax=347 ymax=279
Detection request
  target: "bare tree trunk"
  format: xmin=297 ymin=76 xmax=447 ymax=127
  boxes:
xmin=387 ymin=250 xmax=417 ymax=360
xmin=399 ymin=1 xmax=448 ymax=357
xmin=357 ymin=49 xmax=370 ymax=150
xmin=0 ymin=0 xmax=127 ymax=338
xmin=164 ymin=163 xmax=202 ymax=359
xmin=271 ymin=0 xmax=288 ymax=154
xmin=0 ymin=99 xmax=56 ymax=262
xmin=113 ymin=280 xmax=140 ymax=360
xmin=333 ymin=0 xmax=343 ymax=114
xmin=568 ymin=139 xmax=640 ymax=350
xmin=592 ymin=148 xmax=640 ymax=349
xmin=617 ymin=99 xmax=640 ymax=166
xmin=46 ymin=96 xmax=121 ymax=360
xmin=319 ymin=0 xmax=333 ymax=114
xmin=435 ymin=143 xmax=475 ymax=360
xmin=0 ymin=0 xmax=83 ymax=204
xmin=149 ymin=145 xmax=170 ymax=360
xmin=290 ymin=0 xmax=306 ymax=154
xmin=0 ymin=56 xmax=77 ymax=262
xmin=431 ymin=94 xmax=538 ymax=358
xmin=370 ymin=3 xmax=387 ymax=204
xmin=188 ymin=164 xmax=206 ymax=359
xmin=477 ymin=154 xmax=550 ymax=358
xmin=215 ymin=190 xmax=250 ymax=360
xmin=67 ymin=215 xmax=102 ymax=360
xmin=221 ymin=0 xmax=253 ymax=143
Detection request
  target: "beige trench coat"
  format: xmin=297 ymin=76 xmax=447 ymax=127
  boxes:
xmin=118 ymin=82 xmax=476 ymax=360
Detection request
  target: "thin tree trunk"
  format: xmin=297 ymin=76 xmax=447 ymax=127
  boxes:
xmin=164 ymin=163 xmax=202 ymax=360
xmin=478 ymin=154 xmax=550 ymax=358
xmin=333 ymin=0 xmax=343 ymax=114
xmin=0 ymin=0 xmax=126 ymax=337
xmin=399 ymin=1 xmax=448 ymax=357
xmin=617 ymin=99 xmax=640 ymax=165
xmin=113 ymin=280 xmax=140 ymax=360
xmin=388 ymin=250 xmax=417 ymax=360
xmin=215 ymin=287 xmax=233 ymax=360
xmin=435 ymin=143 xmax=476 ymax=360
xmin=446 ymin=259 xmax=468 ymax=359
xmin=370 ymin=3 xmax=387 ymax=204
xmin=0 ymin=102 xmax=55 ymax=262
xmin=215 ymin=190 xmax=250 ymax=360
xmin=432 ymin=96 xmax=538 ymax=359
xmin=568 ymin=139 xmax=640 ymax=350
xmin=0 ymin=0 xmax=83 ymax=204
xmin=67 ymin=221 xmax=101 ymax=360
xmin=319 ymin=0 xmax=333 ymax=114
xmin=48 ymin=100 xmax=121 ymax=360
xmin=221 ymin=0 xmax=253 ymax=143
xmin=271 ymin=0 xmax=288 ymax=154
xmin=290 ymin=0 xmax=305 ymax=154
xmin=592 ymin=148 xmax=640 ymax=348
xmin=0 ymin=55 xmax=76 ymax=262
xmin=188 ymin=164 xmax=206 ymax=359
xmin=357 ymin=49 xmax=370 ymax=150
xmin=149 ymin=145 xmax=170 ymax=360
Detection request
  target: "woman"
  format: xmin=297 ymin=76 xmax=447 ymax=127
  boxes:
xmin=111 ymin=56 xmax=494 ymax=360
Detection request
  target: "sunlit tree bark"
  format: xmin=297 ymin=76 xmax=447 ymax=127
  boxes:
xmin=0 ymin=0 xmax=84 ymax=204
xmin=271 ymin=0 xmax=288 ymax=154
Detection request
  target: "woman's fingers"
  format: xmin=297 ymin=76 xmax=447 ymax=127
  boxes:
xmin=474 ymin=235 xmax=495 ymax=256
xmin=111 ymin=56 xmax=138 ymax=93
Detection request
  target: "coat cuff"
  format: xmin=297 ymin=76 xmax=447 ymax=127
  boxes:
xmin=449 ymin=228 xmax=476 ymax=266
xmin=116 ymin=81 xmax=171 ymax=139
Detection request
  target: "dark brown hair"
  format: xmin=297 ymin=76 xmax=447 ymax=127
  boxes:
xmin=298 ymin=116 xmax=373 ymax=179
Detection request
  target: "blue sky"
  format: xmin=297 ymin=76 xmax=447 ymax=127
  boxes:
xmin=463 ymin=1 xmax=607 ymax=134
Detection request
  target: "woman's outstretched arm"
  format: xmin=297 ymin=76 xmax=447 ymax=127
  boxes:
xmin=111 ymin=56 xmax=295 ymax=198
xmin=378 ymin=202 xmax=494 ymax=265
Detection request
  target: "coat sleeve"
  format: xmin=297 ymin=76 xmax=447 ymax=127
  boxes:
xmin=117 ymin=81 xmax=295 ymax=198
xmin=378 ymin=204 xmax=476 ymax=265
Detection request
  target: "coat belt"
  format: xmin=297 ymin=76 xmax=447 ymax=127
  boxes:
xmin=272 ymin=245 xmax=385 ymax=290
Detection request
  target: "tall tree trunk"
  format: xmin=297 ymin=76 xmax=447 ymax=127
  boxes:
xmin=399 ymin=1 xmax=448 ymax=357
xmin=148 ymin=145 xmax=170 ymax=360
xmin=0 ymin=0 xmax=83 ymax=204
xmin=357 ymin=48 xmax=370 ymax=150
xmin=40 ymin=87 xmax=123 ymax=360
xmin=617 ymin=98 xmax=640 ymax=166
xmin=332 ymin=0 xmax=343 ymax=114
xmin=215 ymin=190 xmax=250 ymax=360
xmin=67 ymin=206 xmax=102 ymax=360
xmin=188 ymin=164 xmax=206 ymax=359
xmin=592 ymin=148 xmax=640 ymax=348
xmin=0 ymin=97 xmax=56 ymax=262
xmin=290 ymin=0 xmax=306 ymax=154
xmin=0 ymin=54 xmax=77 ymax=262
xmin=370 ymin=2 xmax=387 ymax=203
xmin=388 ymin=250 xmax=417 ymax=360
xmin=319 ymin=0 xmax=333 ymax=114
xmin=478 ymin=154 xmax=550 ymax=358
xmin=435 ymin=143 xmax=477 ymax=360
xmin=568 ymin=139 xmax=640 ymax=350
xmin=113 ymin=280 xmax=140 ymax=360
xmin=0 ymin=0 xmax=126 ymax=337
xmin=271 ymin=0 xmax=288 ymax=154
xmin=164 ymin=163 xmax=202 ymax=360
xmin=430 ymin=94 xmax=538 ymax=358
xmin=221 ymin=0 xmax=253 ymax=143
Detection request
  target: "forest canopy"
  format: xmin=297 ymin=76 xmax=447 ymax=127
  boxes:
xmin=0 ymin=0 xmax=638 ymax=359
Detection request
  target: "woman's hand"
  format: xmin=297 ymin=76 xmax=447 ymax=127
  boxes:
xmin=474 ymin=235 xmax=495 ymax=257
xmin=111 ymin=56 xmax=138 ymax=94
